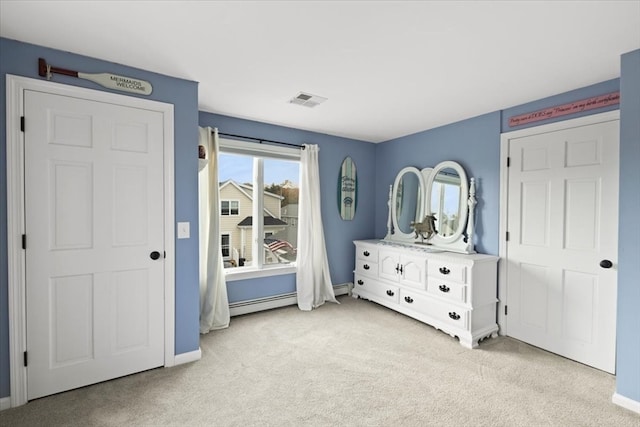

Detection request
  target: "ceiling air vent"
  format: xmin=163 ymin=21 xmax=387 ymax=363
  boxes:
xmin=289 ymin=92 xmax=327 ymax=108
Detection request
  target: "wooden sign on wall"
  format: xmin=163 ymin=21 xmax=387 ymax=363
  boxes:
xmin=509 ymin=91 xmax=619 ymax=127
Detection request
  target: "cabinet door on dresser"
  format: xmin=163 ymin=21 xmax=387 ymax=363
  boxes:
xmin=399 ymin=253 xmax=427 ymax=289
xmin=378 ymin=249 xmax=400 ymax=282
xmin=378 ymin=248 xmax=426 ymax=290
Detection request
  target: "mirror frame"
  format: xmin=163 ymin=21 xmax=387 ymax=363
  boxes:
xmin=425 ymin=160 xmax=476 ymax=254
xmin=384 ymin=166 xmax=426 ymax=244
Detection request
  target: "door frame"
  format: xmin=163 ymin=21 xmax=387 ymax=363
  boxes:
xmin=498 ymin=110 xmax=620 ymax=336
xmin=6 ymin=74 xmax=176 ymax=407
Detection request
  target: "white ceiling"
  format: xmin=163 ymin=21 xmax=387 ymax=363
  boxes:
xmin=1 ymin=1 xmax=639 ymax=143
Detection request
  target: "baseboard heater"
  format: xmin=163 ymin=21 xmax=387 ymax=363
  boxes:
xmin=229 ymin=282 xmax=352 ymax=317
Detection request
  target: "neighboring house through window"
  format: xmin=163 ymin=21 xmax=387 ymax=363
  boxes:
xmin=218 ymin=138 xmax=300 ymax=278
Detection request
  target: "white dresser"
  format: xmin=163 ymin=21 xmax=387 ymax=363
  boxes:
xmin=353 ymin=240 xmax=499 ymax=348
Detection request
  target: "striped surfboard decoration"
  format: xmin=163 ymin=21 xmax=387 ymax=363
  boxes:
xmin=338 ymin=156 xmax=357 ymax=220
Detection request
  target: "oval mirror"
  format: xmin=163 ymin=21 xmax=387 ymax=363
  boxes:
xmin=388 ymin=166 xmax=425 ymax=242
xmin=426 ymin=161 xmax=469 ymax=247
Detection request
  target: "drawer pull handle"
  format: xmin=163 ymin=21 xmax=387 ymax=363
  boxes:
xmin=404 ymin=296 xmax=414 ymax=304
xmin=386 ymin=290 xmax=395 ymax=297
xmin=363 ymin=251 xmax=370 ymax=257
xmin=395 ymin=264 xmax=400 ymax=273
xmin=363 ymin=264 xmax=370 ymax=270
xmin=448 ymin=312 xmax=460 ymax=320
xmin=439 ymin=285 xmax=450 ymax=293
xmin=357 ymin=280 xmax=364 ymax=285
xmin=439 ymin=267 xmax=451 ymax=275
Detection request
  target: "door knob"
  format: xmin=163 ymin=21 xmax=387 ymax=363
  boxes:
xmin=150 ymin=251 xmax=161 ymax=260
xmin=599 ymin=259 xmax=613 ymax=269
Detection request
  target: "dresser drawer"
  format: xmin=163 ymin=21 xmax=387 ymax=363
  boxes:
xmin=354 ymin=274 xmax=399 ymax=304
xmin=355 ymin=259 xmax=377 ymax=276
xmin=434 ymin=304 xmax=469 ymax=331
xmin=356 ymin=245 xmax=378 ymax=262
xmin=427 ymin=261 xmax=467 ymax=284
xmin=399 ymin=290 xmax=469 ymax=331
xmin=426 ymin=279 xmax=467 ymax=305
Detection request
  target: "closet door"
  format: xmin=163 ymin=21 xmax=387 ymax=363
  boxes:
xmin=506 ymin=118 xmax=619 ymax=373
xmin=24 ymin=89 xmax=166 ymax=399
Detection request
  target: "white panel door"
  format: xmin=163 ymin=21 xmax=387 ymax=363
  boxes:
xmin=24 ymin=90 xmax=165 ymax=399
xmin=506 ymin=119 xmax=619 ymax=373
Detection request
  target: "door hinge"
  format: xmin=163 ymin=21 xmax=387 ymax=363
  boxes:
xmin=506 ymin=156 xmax=511 ymax=167
xmin=23 ymin=351 xmax=28 ymax=367
xmin=20 ymin=116 xmax=25 ymax=132
xmin=504 ymin=305 xmax=508 ymax=316
xmin=505 ymin=231 xmax=510 ymax=241
xmin=22 ymin=234 xmax=27 ymax=250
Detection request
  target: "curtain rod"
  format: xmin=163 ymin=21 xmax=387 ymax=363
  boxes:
xmin=216 ymin=132 xmax=305 ymax=149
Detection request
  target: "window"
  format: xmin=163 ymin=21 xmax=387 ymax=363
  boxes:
xmin=218 ymin=138 xmax=300 ymax=278
xmin=221 ymin=200 xmax=239 ymax=216
xmin=221 ymin=233 xmax=230 ymax=258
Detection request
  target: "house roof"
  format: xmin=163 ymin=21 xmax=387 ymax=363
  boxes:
xmin=219 ymin=179 xmax=283 ymax=200
xmin=237 ymin=216 xmax=288 ymax=227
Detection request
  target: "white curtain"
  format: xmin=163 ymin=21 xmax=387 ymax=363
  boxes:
xmin=198 ymin=127 xmax=230 ymax=333
xmin=296 ymin=144 xmax=338 ymax=310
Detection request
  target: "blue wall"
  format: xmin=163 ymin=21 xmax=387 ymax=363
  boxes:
xmin=375 ymin=112 xmax=501 ymax=255
xmin=616 ymin=49 xmax=640 ymax=403
xmin=0 ymin=38 xmax=201 ymax=398
xmin=199 ymin=112 xmax=376 ymax=303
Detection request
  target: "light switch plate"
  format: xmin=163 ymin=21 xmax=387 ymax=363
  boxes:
xmin=177 ymin=222 xmax=190 ymax=239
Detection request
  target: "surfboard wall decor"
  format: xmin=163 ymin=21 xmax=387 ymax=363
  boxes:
xmin=338 ymin=156 xmax=357 ymax=220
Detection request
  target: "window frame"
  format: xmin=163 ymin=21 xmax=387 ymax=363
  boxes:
xmin=219 ymin=138 xmax=301 ymax=281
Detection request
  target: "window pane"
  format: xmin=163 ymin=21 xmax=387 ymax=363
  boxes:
xmin=217 ymin=149 xmax=299 ymax=270
xmin=263 ymin=158 xmax=299 ymax=265
xmin=219 ymin=152 xmax=253 ymax=268
xmin=221 ymin=234 xmax=230 ymax=258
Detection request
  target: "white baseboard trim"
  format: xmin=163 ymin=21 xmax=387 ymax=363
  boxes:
xmin=335 ymin=282 xmax=352 ymax=297
xmin=229 ymin=283 xmax=352 ymax=317
xmin=173 ymin=348 xmax=202 ymax=366
xmin=230 ymin=293 xmax=298 ymax=317
xmin=612 ymin=392 xmax=640 ymax=414
xmin=0 ymin=396 xmax=11 ymax=411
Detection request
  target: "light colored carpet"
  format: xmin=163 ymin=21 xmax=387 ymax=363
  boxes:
xmin=1 ymin=295 xmax=638 ymax=426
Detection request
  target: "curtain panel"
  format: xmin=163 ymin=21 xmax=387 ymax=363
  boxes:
xmin=296 ymin=144 xmax=338 ymax=310
xmin=198 ymin=127 xmax=230 ymax=332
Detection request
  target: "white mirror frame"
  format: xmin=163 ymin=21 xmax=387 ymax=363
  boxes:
xmin=425 ymin=161 xmax=476 ymax=254
xmin=384 ymin=166 xmax=426 ymax=243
